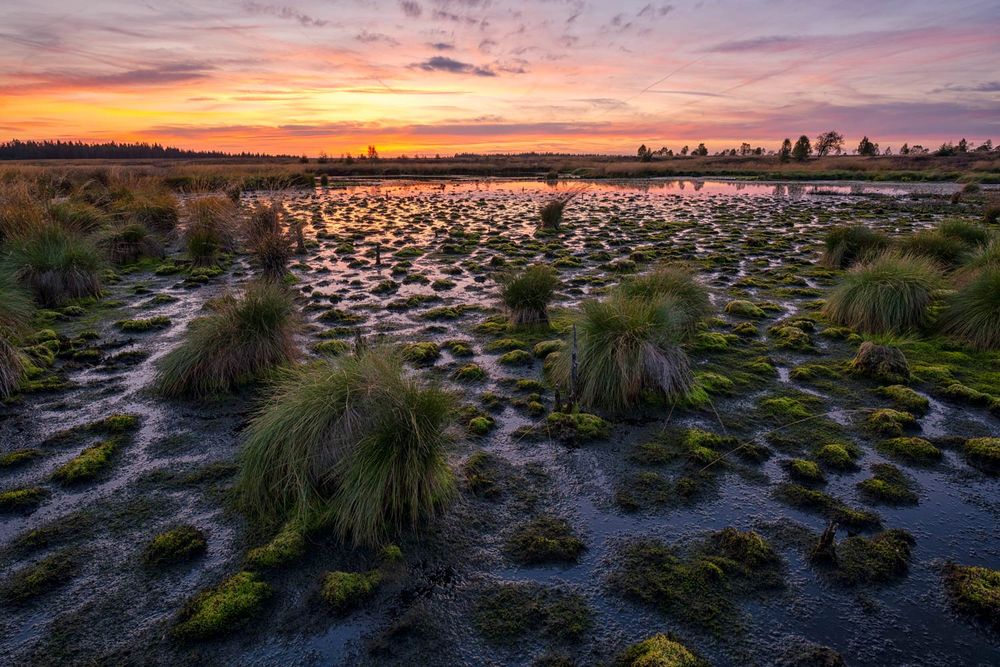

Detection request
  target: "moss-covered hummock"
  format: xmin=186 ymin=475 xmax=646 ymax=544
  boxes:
xmin=143 ymin=525 xmax=208 ymax=567
xmin=453 ymin=363 xmax=487 ymax=382
xmin=0 ymin=486 xmax=49 ymax=512
xmin=610 ymin=529 xmax=782 ymax=632
xmin=857 ymin=463 xmax=918 ymax=504
xmin=775 ymin=483 xmax=879 ymax=528
xmin=544 ymin=411 xmax=610 ymax=444
xmin=321 ymin=570 xmax=381 ymax=613
xmin=115 ymin=315 xmax=172 ymax=332
xmin=463 ymin=450 xmax=502 ymax=497
xmin=724 ymin=299 xmax=766 ymax=319
xmin=864 ymin=409 xmax=917 ymax=437
xmin=505 ymin=516 xmax=585 ymax=564
xmin=963 ymin=437 xmax=1000 ymax=469
xmin=51 ymin=438 xmax=121 ymax=483
xmin=473 ymin=583 xmax=591 ymax=642
xmin=401 ymin=341 xmax=440 ymax=364
xmin=876 ymin=437 xmax=942 ymax=465
xmin=829 ymin=529 xmax=914 ymax=585
xmin=1 ymin=551 xmax=76 ymax=603
xmin=245 ymin=523 xmax=306 ymax=569
xmin=616 ymin=634 xmax=707 ymax=667
xmin=877 ymin=385 xmax=929 ymax=414
xmin=0 ymin=448 xmax=43 ymax=468
xmin=784 ymin=458 xmax=824 ymax=483
xmin=942 ymin=563 xmax=999 ymax=630
xmin=172 ymin=571 xmax=272 ymax=640
xmin=814 ymin=442 xmax=860 ymax=470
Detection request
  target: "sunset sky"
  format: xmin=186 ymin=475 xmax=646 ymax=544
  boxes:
xmin=1 ymin=0 xmax=997 ymax=156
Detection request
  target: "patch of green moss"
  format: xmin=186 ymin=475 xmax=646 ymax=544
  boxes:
xmin=725 ymin=300 xmax=766 ymax=318
xmin=313 ymin=339 xmax=350 ymax=356
xmin=857 ymin=464 xmax=918 ymax=504
xmin=775 ymin=483 xmax=879 ymax=528
xmin=692 ymin=332 xmax=732 ymax=351
xmin=401 ymin=342 xmax=440 ymax=364
xmin=963 ymin=437 xmax=1000 ymax=469
xmin=245 ymin=523 xmax=306 ymax=570
xmin=505 ymin=516 xmax=585 ymax=564
xmin=0 ymin=448 xmax=43 ymax=468
xmin=143 ymin=525 xmax=208 ymax=567
xmin=468 ymin=415 xmax=496 ymax=436
xmin=51 ymin=438 xmax=120 ymax=483
xmin=943 ymin=563 xmax=999 ymax=630
xmin=321 ymin=570 xmax=381 ymax=613
xmin=473 ymin=583 xmax=591 ymax=642
xmin=0 ymin=486 xmax=49 ymax=512
xmin=877 ymin=385 xmax=929 ymax=414
xmin=830 ymin=529 xmax=914 ymax=585
xmin=784 ymin=458 xmax=824 ymax=483
xmin=442 ymin=339 xmax=475 ymax=356
xmin=172 ymin=571 xmax=272 ymax=640
xmin=115 ymin=315 xmax=172 ymax=332
xmin=876 ymin=437 xmax=942 ymax=465
xmin=814 ymin=442 xmax=860 ymax=470
xmin=1 ymin=551 xmax=76 ymax=603
xmin=498 ymin=349 xmax=533 ymax=366
xmin=758 ymin=396 xmax=811 ymax=422
xmin=610 ymin=528 xmax=782 ymax=632
xmin=544 ymin=411 xmax=609 ymax=444
xmin=486 ymin=338 xmax=529 ymax=352
xmin=533 ymin=339 xmax=563 ymax=357
xmin=864 ymin=409 xmax=917 ymax=437
xmin=453 ymin=363 xmax=487 ymax=382
xmin=616 ymin=634 xmax=707 ymax=667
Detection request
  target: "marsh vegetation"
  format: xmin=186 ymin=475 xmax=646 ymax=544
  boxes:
xmin=0 ymin=168 xmax=997 ymax=666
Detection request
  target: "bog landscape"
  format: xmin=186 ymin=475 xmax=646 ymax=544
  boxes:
xmin=0 ymin=2 xmax=998 ymax=666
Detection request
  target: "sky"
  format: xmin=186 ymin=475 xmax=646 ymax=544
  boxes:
xmin=0 ymin=0 xmax=998 ymax=156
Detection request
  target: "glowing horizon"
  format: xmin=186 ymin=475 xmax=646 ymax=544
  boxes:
xmin=1 ymin=0 xmax=997 ymax=156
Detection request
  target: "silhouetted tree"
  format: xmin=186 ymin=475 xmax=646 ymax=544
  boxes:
xmin=815 ymin=130 xmax=844 ymax=156
xmin=857 ymin=136 xmax=879 ymax=156
xmin=957 ymin=138 xmax=968 ymax=153
xmin=637 ymin=144 xmax=653 ymax=162
xmin=693 ymin=143 xmax=708 ymax=156
xmin=899 ymin=143 xmax=910 ymax=155
xmin=778 ymin=138 xmax=792 ymax=162
xmin=680 ymin=145 xmax=689 ymax=156
xmin=791 ymin=135 xmax=812 ymax=161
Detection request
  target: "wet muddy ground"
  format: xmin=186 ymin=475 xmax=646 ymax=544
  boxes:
xmin=1 ymin=178 xmax=997 ymax=666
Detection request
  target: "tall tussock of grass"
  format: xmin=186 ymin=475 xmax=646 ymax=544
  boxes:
xmin=939 ymin=265 xmax=1000 ymax=350
xmin=97 ymin=222 xmax=164 ymax=264
xmin=821 ymin=225 xmax=889 ymax=268
xmin=823 ymin=252 xmax=941 ymax=334
xmin=617 ymin=264 xmax=710 ymax=336
xmin=2 ymin=223 xmax=103 ymax=307
xmin=0 ymin=271 xmax=33 ymax=399
xmin=243 ymin=200 xmax=292 ymax=282
xmin=48 ymin=199 xmax=109 ymax=235
xmin=112 ymin=189 xmax=179 ymax=235
xmin=537 ymin=190 xmax=582 ymax=231
xmin=238 ymin=347 xmax=456 ymax=546
xmin=155 ymin=282 xmax=299 ymax=398
xmin=183 ymin=195 xmax=240 ymax=266
xmin=497 ymin=263 xmax=560 ymax=326
xmin=898 ymin=229 xmax=972 ymax=268
xmin=937 ymin=219 xmax=993 ymax=247
xmin=550 ymin=293 xmax=694 ymax=412
xmin=0 ymin=181 xmax=46 ymax=242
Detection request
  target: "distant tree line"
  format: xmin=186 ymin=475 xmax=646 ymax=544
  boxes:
xmin=637 ymin=133 xmax=997 ymax=162
xmin=0 ymin=139 xmax=290 ymax=160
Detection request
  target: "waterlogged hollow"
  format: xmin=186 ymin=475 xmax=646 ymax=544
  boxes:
xmin=1 ymin=178 xmax=997 ymax=666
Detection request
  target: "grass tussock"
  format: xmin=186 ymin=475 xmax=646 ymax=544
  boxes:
xmin=497 ymin=263 xmax=560 ymax=326
xmin=939 ymin=265 xmax=1000 ymax=350
xmin=243 ymin=199 xmax=292 ymax=282
xmin=183 ymin=195 xmax=240 ymax=266
xmin=97 ymin=222 xmax=164 ymax=264
xmin=822 ymin=252 xmax=940 ymax=334
xmin=238 ymin=346 xmax=456 ymax=546
xmin=155 ymin=282 xmax=299 ymax=398
xmin=617 ymin=264 xmax=710 ymax=336
xmin=1 ymin=223 xmax=103 ymax=307
xmin=550 ymin=293 xmax=695 ymax=412
xmin=821 ymin=225 xmax=890 ymax=269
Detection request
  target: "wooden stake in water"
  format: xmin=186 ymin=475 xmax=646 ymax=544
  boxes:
xmin=375 ymin=243 xmax=381 ymax=267
xmin=294 ymin=220 xmax=306 ymax=254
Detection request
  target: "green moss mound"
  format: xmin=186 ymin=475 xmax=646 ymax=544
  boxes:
xmin=616 ymin=634 xmax=708 ymax=667
xmin=943 ymin=563 xmax=999 ymax=630
xmin=143 ymin=525 xmax=207 ymax=567
xmin=321 ymin=570 xmax=381 ymax=612
xmin=172 ymin=571 xmax=272 ymax=640
xmin=505 ymin=516 xmax=585 ymax=564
